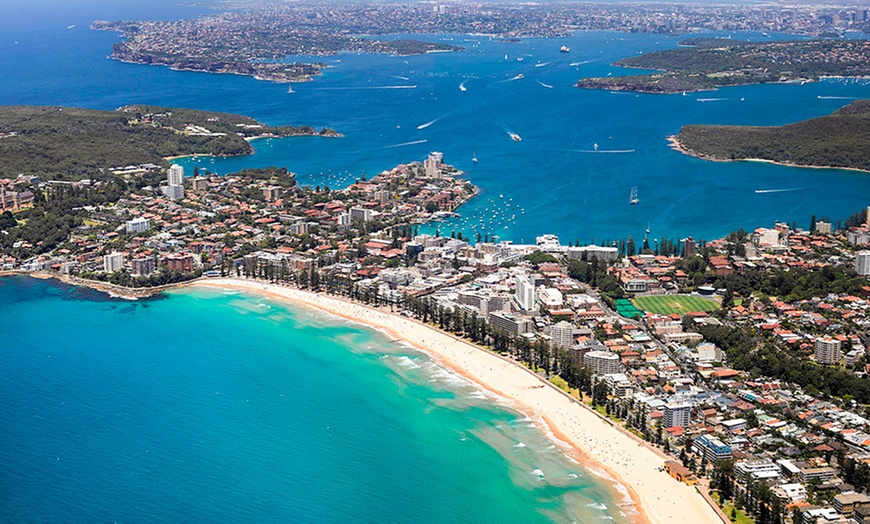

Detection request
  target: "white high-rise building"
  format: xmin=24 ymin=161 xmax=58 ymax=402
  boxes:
xmin=104 ymin=252 xmax=124 ymax=273
xmin=168 ymin=164 xmax=184 ymax=186
xmin=815 ymin=337 xmax=842 ymax=365
xmin=856 ymin=250 xmax=870 ymax=276
xmin=515 ymin=274 xmax=535 ymax=311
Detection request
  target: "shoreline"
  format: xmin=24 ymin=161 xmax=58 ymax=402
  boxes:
xmin=184 ymin=277 xmax=724 ymax=524
xmin=667 ymin=135 xmax=870 ymax=174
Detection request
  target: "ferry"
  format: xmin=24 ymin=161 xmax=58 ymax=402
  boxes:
xmin=560 ymin=45 xmax=570 ymax=53
xmin=509 ymin=133 xmax=522 ymax=142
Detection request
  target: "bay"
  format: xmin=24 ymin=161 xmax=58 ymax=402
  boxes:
xmin=0 ymin=276 xmax=628 ymax=523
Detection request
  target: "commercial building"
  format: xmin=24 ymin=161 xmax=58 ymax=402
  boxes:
xmin=125 ymin=217 xmax=150 ymax=234
xmin=515 ymin=274 xmax=535 ymax=311
xmin=815 ymin=337 xmax=842 ymax=365
xmin=104 ymin=252 xmax=124 ymax=273
xmin=663 ymin=402 xmax=692 ymax=428
xmin=583 ymin=350 xmax=620 ymax=375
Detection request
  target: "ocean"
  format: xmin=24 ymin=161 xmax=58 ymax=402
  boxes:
xmin=0 ymin=276 xmax=628 ymax=523
xmin=2 ymin=0 xmax=870 ymax=521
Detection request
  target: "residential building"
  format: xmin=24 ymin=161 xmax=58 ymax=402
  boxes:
xmin=488 ymin=312 xmax=532 ymax=336
xmin=104 ymin=252 xmax=124 ymax=273
xmin=548 ymin=321 xmax=574 ymax=349
xmin=663 ymin=402 xmax=692 ymax=428
xmin=162 ymin=184 xmax=184 ymax=201
xmin=515 ymin=274 xmax=535 ymax=311
xmin=857 ymin=250 xmax=870 ymax=276
xmin=125 ymin=217 xmax=150 ymax=234
xmin=168 ymin=164 xmax=184 ymax=186
xmin=815 ymin=336 xmax=842 ymax=365
xmin=190 ymin=176 xmax=208 ymax=191
xmin=603 ymin=373 xmax=634 ymax=397
xmin=131 ymin=257 xmax=155 ymax=277
xmin=735 ymin=460 xmax=781 ymax=481
xmin=424 ymin=151 xmax=443 ymax=178
xmin=693 ymin=434 xmax=732 ymax=461
xmin=583 ymin=350 xmax=620 ymax=375
xmin=833 ymin=492 xmax=870 ymax=517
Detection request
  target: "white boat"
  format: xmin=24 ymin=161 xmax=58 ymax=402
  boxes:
xmin=287 ymin=83 xmax=294 ymax=94
xmin=509 ymin=132 xmax=522 ymax=142
xmin=472 ymin=151 xmax=478 ymax=163
xmin=629 ymin=186 xmax=639 ymax=205
xmin=560 ymin=45 xmax=570 ymax=53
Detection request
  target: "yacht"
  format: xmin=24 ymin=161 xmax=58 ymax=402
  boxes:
xmin=509 ymin=133 xmax=522 ymax=142
xmin=629 ymin=186 xmax=639 ymax=205
xmin=560 ymin=45 xmax=570 ymax=53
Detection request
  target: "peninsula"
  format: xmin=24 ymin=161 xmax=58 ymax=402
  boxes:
xmin=672 ymin=99 xmax=870 ymax=172
xmin=92 ymin=16 xmax=463 ymax=83
xmin=0 ymin=105 xmax=339 ymax=181
xmin=577 ymin=38 xmax=870 ymax=94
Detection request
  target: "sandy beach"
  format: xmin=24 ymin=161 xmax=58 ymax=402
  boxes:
xmin=191 ymin=278 xmax=723 ymax=524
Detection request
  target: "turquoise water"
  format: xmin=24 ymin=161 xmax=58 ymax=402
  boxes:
xmin=0 ymin=276 xmax=628 ymax=522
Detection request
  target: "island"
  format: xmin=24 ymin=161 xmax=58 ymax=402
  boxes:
xmin=670 ymin=100 xmax=870 ymax=171
xmin=577 ymin=38 xmax=870 ymax=94
xmin=0 ymin=105 xmax=340 ymax=181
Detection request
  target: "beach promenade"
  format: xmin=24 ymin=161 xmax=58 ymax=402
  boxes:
xmin=192 ymin=278 xmax=724 ymax=524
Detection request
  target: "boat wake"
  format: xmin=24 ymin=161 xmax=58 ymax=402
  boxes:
xmin=459 ymin=80 xmax=468 ymax=92
xmin=536 ymin=80 xmax=554 ymax=89
xmin=580 ymin=149 xmax=636 ymax=154
xmin=534 ymin=62 xmax=551 ymax=68
xmin=382 ymin=139 xmax=428 ymax=149
xmin=570 ymin=60 xmax=590 ymax=66
xmin=754 ymin=187 xmax=804 ymax=194
xmin=817 ymin=95 xmax=858 ymax=100
xmin=697 ymin=97 xmax=732 ymax=102
xmin=312 ymin=85 xmax=417 ymax=90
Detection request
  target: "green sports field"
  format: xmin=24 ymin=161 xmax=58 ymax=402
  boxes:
xmin=633 ymin=294 xmax=719 ymax=315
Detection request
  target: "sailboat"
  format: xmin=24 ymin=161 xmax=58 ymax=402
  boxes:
xmin=629 ymin=186 xmax=639 ymax=205
xmin=645 ymin=222 xmax=650 ymax=234
xmin=287 ymin=83 xmax=295 ymax=94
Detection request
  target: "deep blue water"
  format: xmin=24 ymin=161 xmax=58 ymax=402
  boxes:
xmin=2 ymin=3 xmax=869 ymax=244
xmin=0 ymin=276 xmax=628 ymax=523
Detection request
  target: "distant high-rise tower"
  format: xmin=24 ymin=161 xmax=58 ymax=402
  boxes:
xmin=168 ymin=164 xmax=184 ymax=186
xmin=163 ymin=164 xmax=185 ymax=200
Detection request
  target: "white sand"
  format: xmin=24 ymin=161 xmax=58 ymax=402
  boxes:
xmin=191 ymin=278 xmax=723 ymax=524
